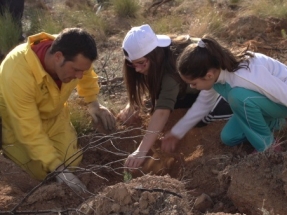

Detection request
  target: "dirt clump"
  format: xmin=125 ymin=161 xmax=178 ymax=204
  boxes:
xmin=75 ymin=175 xmax=191 ymax=215
xmin=226 ymin=152 xmax=287 ymax=215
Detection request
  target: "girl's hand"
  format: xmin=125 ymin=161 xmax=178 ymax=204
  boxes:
xmin=124 ymin=150 xmax=148 ymax=170
xmin=161 ymin=132 xmax=180 ymax=153
xmin=117 ymin=103 xmax=140 ymax=125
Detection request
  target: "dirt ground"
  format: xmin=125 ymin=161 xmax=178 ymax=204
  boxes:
xmin=1 ymin=111 xmax=287 ymax=215
xmin=1 ymin=0 xmax=287 ymax=215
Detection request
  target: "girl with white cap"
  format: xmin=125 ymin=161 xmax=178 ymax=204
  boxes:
xmin=119 ymin=25 xmax=232 ymax=169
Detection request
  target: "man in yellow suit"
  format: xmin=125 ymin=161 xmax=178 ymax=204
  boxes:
xmin=0 ymin=28 xmax=116 ymax=192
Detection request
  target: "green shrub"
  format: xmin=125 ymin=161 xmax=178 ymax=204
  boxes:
xmin=282 ymin=29 xmax=287 ymax=39
xmin=0 ymin=7 xmax=22 ymax=56
xmin=25 ymin=8 xmax=62 ymax=36
xmin=69 ymin=102 xmax=94 ymax=135
xmin=111 ymin=0 xmax=140 ymax=18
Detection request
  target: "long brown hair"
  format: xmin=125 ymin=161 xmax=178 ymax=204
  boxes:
xmin=123 ymin=35 xmax=196 ymax=113
xmin=177 ymin=35 xmax=254 ymax=80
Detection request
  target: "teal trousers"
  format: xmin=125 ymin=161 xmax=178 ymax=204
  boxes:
xmin=217 ymin=87 xmax=287 ymax=151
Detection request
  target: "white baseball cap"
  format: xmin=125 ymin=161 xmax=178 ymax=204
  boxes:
xmin=122 ymin=24 xmax=171 ymax=61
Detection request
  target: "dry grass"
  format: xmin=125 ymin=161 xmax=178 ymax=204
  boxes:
xmin=24 ymin=2 xmax=107 ymax=40
xmin=151 ymin=15 xmax=187 ymax=35
xmin=111 ymin=0 xmax=140 ymax=18
xmin=22 ymin=0 xmax=287 ymax=40
xmin=187 ymin=1 xmax=227 ymax=37
xmin=241 ymin=0 xmax=287 ymax=19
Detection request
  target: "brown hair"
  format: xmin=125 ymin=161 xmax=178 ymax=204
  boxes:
xmin=177 ymin=35 xmax=254 ymax=80
xmin=50 ymin=28 xmax=98 ymax=62
xmin=123 ymin=35 xmax=196 ymax=113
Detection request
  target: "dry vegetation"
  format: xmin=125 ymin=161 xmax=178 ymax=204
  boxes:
xmin=1 ymin=0 xmax=287 ymax=214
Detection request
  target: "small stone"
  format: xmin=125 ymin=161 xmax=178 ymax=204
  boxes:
xmin=111 ymin=203 xmax=121 ymax=213
xmin=194 ymin=193 xmax=214 ymax=213
xmin=132 ymin=208 xmax=140 ymax=215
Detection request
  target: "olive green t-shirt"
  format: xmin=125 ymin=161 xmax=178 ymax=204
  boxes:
xmin=155 ymin=73 xmax=199 ymax=110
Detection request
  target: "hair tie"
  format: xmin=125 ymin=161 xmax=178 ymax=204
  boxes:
xmin=197 ymin=39 xmax=206 ymax=48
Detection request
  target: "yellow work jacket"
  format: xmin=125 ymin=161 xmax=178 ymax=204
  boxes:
xmin=0 ymin=32 xmax=100 ymax=172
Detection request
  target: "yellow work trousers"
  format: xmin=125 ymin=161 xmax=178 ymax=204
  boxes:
xmin=2 ymin=108 xmax=82 ymax=180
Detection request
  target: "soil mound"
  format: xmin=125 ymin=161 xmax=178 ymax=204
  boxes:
xmin=75 ymin=175 xmax=191 ymax=215
xmin=226 ymin=152 xmax=287 ymax=215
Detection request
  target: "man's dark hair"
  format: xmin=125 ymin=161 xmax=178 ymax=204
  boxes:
xmin=50 ymin=28 xmax=98 ymax=62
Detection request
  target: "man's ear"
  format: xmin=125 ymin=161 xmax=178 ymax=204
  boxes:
xmin=54 ymin=51 xmax=64 ymax=63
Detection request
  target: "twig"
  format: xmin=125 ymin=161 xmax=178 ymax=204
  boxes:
xmin=3 ymin=127 xmax=157 ymax=214
xmin=134 ymin=187 xmax=182 ymax=198
xmin=0 ymin=208 xmax=84 ymax=215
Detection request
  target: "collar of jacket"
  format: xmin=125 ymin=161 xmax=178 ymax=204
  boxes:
xmin=25 ymin=32 xmax=56 ymax=85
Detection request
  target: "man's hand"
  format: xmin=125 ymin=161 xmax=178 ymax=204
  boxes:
xmin=124 ymin=150 xmax=148 ymax=170
xmin=117 ymin=103 xmax=140 ymax=126
xmin=161 ymin=132 xmax=180 ymax=153
xmin=88 ymin=100 xmax=116 ymax=130
xmin=56 ymin=167 xmax=87 ymax=193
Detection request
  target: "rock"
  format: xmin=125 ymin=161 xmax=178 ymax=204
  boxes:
xmin=194 ymin=193 xmax=214 ymax=212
